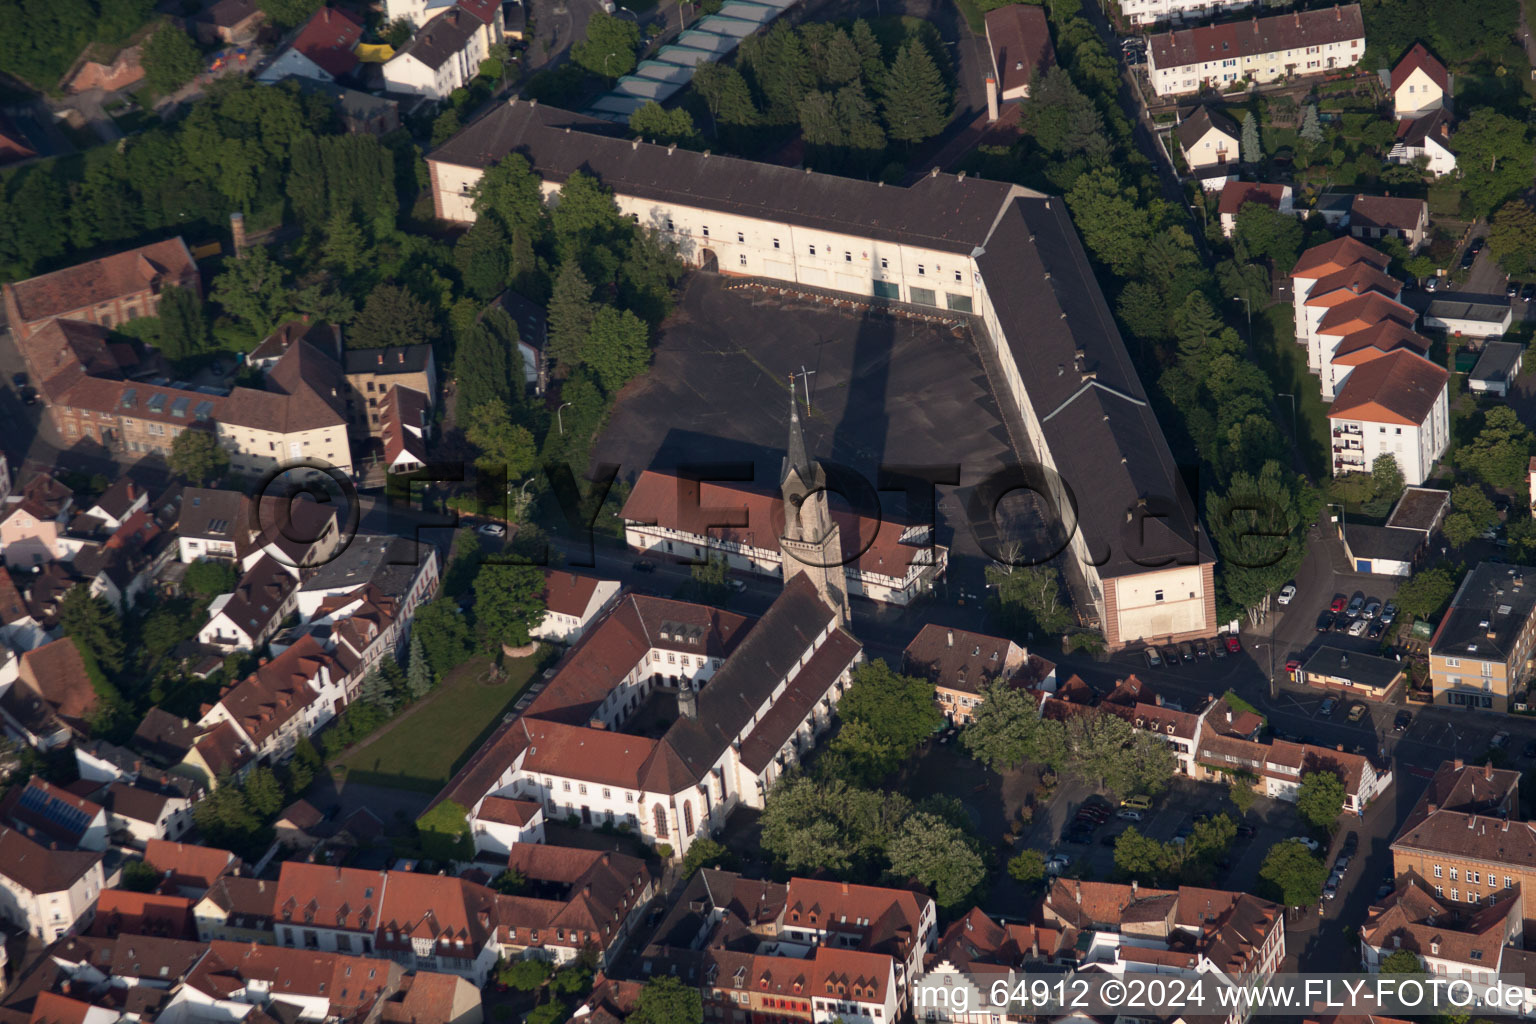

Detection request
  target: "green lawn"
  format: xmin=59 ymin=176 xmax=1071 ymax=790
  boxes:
xmin=334 ymin=650 xmax=547 ymax=792
xmin=1250 ymin=304 xmax=1331 ymax=480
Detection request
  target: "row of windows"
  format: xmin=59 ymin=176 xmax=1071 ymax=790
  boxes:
xmin=666 ymin=219 xmax=967 ymax=281
xmin=1432 ymin=864 xmax=1513 ymax=888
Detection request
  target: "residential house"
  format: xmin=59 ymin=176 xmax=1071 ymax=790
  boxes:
xmin=286 ymin=77 xmax=402 ymax=134
xmin=194 ymin=0 xmax=264 ymax=43
xmin=1195 ymin=733 xmax=1391 ymax=813
xmin=1118 ymin=0 xmax=1255 ymax=27
xmin=196 ymin=635 xmax=343 ymax=763
xmin=219 ymin=338 xmax=355 ymax=477
xmin=1175 ymin=105 xmax=1241 ymax=185
xmin=273 ymin=798 xmax=327 ymax=850
xmin=246 ymin=319 xmax=342 ymax=373
xmin=256 ymin=7 xmax=362 ymax=84
xmin=194 ymin=875 xmax=277 ymax=943
xmin=1428 ymin=562 xmax=1536 ymax=712
xmin=197 ymin=554 xmax=299 ymax=652
xmin=0 ymin=238 xmax=200 ymax=341
xmin=1390 ymin=43 xmax=1449 ymax=119
xmin=984 ymin=4 xmax=1053 ymax=103
xmin=0 ymin=569 xmax=46 ymax=650
xmin=498 ymin=845 xmax=656 ymax=969
xmin=491 ymin=291 xmax=547 ymax=395
xmin=1360 ymin=875 xmax=1521 ymax=977
xmin=0 ymin=777 xmax=111 ymax=851
xmin=179 ymin=940 xmax=407 ymax=1022
xmin=1468 ymin=341 xmax=1523 ymax=399
xmin=99 ymin=780 xmax=196 ymax=843
xmin=379 ymin=972 xmax=485 ymax=1024
xmin=1 ymin=474 xmax=74 ymax=568
xmin=1349 ymin=195 xmax=1430 ymax=252
xmin=531 ymin=571 xmax=622 ymax=644
xmin=1327 ymin=349 xmax=1449 ymax=486
xmin=379 ymin=386 xmax=431 ymax=475
xmin=144 ymin=840 xmax=240 ymax=898
xmin=0 ymin=825 xmax=105 ymax=940
xmin=177 ymin=488 xmax=247 ymax=563
xmin=382 ymin=1 xmax=501 ymax=100
xmin=1216 ymin=181 xmax=1295 ymax=238
xmin=901 ymin=624 xmax=1054 ymax=724
xmin=1145 ymin=5 xmax=1365 ymax=96
xmin=1390 ymin=108 xmax=1457 ymax=177
xmin=469 ymin=796 xmax=545 ymax=856
xmin=88 ymin=889 xmax=197 ymax=939
xmin=84 ymin=477 xmax=149 ymax=532
xmin=341 ymin=344 xmax=436 ymax=439
xmin=1 ymin=638 xmax=99 ymax=749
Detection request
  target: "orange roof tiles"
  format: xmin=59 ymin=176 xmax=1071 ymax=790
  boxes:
xmin=3 ymin=238 xmax=197 ymax=326
xmin=1329 ymin=350 xmax=1448 ymax=426
xmin=1291 ymin=236 xmax=1390 ymax=278
xmin=1392 ymin=42 xmax=1448 ymax=93
xmin=144 ymin=839 xmax=238 ymax=892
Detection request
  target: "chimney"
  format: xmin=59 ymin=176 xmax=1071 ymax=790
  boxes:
xmin=1154 ymin=694 xmax=1164 ymax=706
xmin=230 ymin=212 xmax=248 ymax=258
xmin=985 ymin=73 xmax=999 ymax=122
xmin=1074 ymin=880 xmax=1082 ymax=904
xmin=841 ymin=881 xmax=849 ymax=895
xmin=377 ymin=353 xmax=384 ymax=365
xmin=1427 ymin=803 xmax=1438 ymax=813
xmin=1487 ymin=762 xmax=1494 ymax=780
xmin=1130 ymin=880 xmax=1138 ymax=897
xmin=946 ymin=630 xmax=953 ymax=647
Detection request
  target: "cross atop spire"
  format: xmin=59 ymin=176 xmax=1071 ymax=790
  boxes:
xmin=783 ymin=373 xmax=813 ymax=487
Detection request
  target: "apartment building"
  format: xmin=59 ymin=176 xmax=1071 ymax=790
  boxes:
xmin=531 ymin=570 xmax=623 ymax=644
xmin=1360 ymin=876 xmax=1522 ymax=978
xmin=1429 ymin=562 xmax=1536 ymax=712
xmin=382 ymin=0 xmax=501 ymax=100
xmin=1146 ymin=5 xmax=1365 ymax=97
xmin=342 ymin=344 xmax=436 ymax=439
xmin=1327 ymin=349 xmax=1449 ymax=486
xmin=1118 ymin=0 xmax=1255 ymax=27
xmin=0 ymin=826 xmax=105 ymax=940
xmin=902 ymin=624 xmax=1055 ymax=723
xmin=1 ymin=238 xmax=200 ymax=341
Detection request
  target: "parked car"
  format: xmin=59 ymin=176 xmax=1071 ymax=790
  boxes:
xmin=1117 ymin=809 xmax=1143 ymax=822
xmin=632 ymin=559 xmax=656 ymax=573
xmin=1343 ymin=832 xmax=1359 ymax=855
xmin=1330 ymin=595 xmax=1346 ymax=613
xmin=1348 ymin=703 xmax=1367 ymax=722
xmin=1363 ymin=599 xmax=1381 ymax=619
xmin=1348 ymin=618 xmax=1368 ymax=637
xmin=1394 ymin=710 xmax=1412 ymax=732
xmin=1380 ymin=602 xmax=1397 ymax=625
xmin=1144 ymin=646 xmax=1163 ymax=668
xmin=19 ymin=386 xmax=36 ymax=406
xmin=10 ymin=373 xmax=25 ymax=388
xmin=1522 ymin=282 xmax=1535 ymax=300
xmin=1045 ymin=855 xmax=1070 ymax=874
xmin=1424 ymin=276 xmax=1439 ymax=291
xmin=1179 ymin=642 xmax=1196 ymax=663
xmin=1285 ymin=657 xmax=1302 ymax=675
xmin=1278 ymin=584 xmax=1296 ymax=605
xmin=727 ymin=578 xmax=746 ymax=592
xmin=1509 ymin=282 xmax=1520 ymax=298
xmin=1121 ymin=795 xmax=1153 ymax=810
xmin=1461 ymin=250 xmax=1476 ymax=270
xmin=1367 ymin=619 xmax=1386 ymax=639
xmin=477 ymin=522 xmax=506 ymax=537
xmin=1334 ymin=854 xmax=1352 ymax=874
xmin=1316 ymin=611 xmax=1335 ymax=632
xmin=1471 ymin=238 xmax=1485 ymax=254
xmin=1224 ymin=635 xmax=1241 ymax=654
xmin=1293 ymin=837 xmax=1322 ymax=852
xmin=1323 ymin=878 xmax=1339 ymax=900
xmin=1376 ymin=882 xmax=1396 ymax=899
xmin=1319 ymin=697 xmax=1338 ymax=717
xmin=1346 ymin=594 xmax=1365 ymax=618
xmin=1492 ymin=731 xmax=1510 ymax=749
xmin=1213 ymin=639 xmax=1227 ymax=659
xmin=1236 ymin=823 xmax=1257 ymax=838
xmin=1194 ymin=638 xmax=1210 ymax=659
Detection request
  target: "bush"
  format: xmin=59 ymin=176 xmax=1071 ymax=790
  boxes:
xmin=655 ymin=843 xmax=673 ymax=859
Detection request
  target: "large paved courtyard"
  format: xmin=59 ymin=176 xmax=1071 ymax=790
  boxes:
xmin=594 ymin=275 xmax=1024 ymax=571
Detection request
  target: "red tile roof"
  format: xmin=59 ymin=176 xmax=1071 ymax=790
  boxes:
xmin=1218 ymin=181 xmax=1289 ymax=217
xmin=1 ymin=777 xmax=102 ymax=846
xmin=477 ymin=795 xmax=542 ymax=826
xmin=1350 ymin=194 xmax=1427 ymax=231
xmin=145 ymin=839 xmax=238 ymax=892
xmin=1332 ymin=320 xmax=1430 ymax=365
xmin=3 ymin=238 xmax=197 ymax=326
xmin=19 ymin=638 xmax=98 ymax=727
xmin=380 ymin=384 xmax=429 ymax=468
xmin=1316 ymin=292 xmax=1415 ymax=337
xmin=1150 ymin=4 xmax=1363 ymax=69
xmin=1392 ymin=42 xmax=1448 ymax=94
xmin=1304 ymin=262 xmax=1401 ymax=309
xmin=276 ymin=862 xmax=387 ymax=933
xmin=213 ymin=635 xmax=334 ymax=748
xmin=88 ymin=889 xmax=196 ymax=939
xmin=1291 ymin=236 xmax=1391 ymax=278
xmin=0 ymin=825 xmax=101 ymax=894
xmin=291 ymin=7 xmax=362 ymax=77
xmin=1329 ymin=350 xmax=1448 ymax=426
xmin=541 ymin=570 xmax=603 ymax=618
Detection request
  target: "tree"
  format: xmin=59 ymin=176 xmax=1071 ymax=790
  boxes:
xmin=1379 ymin=948 xmax=1426 ymax=974
xmin=885 ymin=811 xmax=984 ymax=909
xmin=184 ymin=559 xmax=237 ymax=598
xmin=155 ymin=284 xmax=208 ymax=363
xmin=1063 ymin=713 xmax=1175 ymax=798
xmin=1462 ymin=407 xmax=1534 ymax=490
xmin=1488 ymin=200 xmax=1536 ymax=277
xmin=1299 ymin=104 xmax=1324 ymax=148
xmin=629 ymin=976 xmax=703 ymax=1024
xmin=142 ymin=23 xmax=203 ymax=95
xmin=499 ymin=957 xmax=551 ymax=991
xmin=257 ymin=0 xmax=321 ymax=28
xmin=1295 ymin=770 xmax=1346 ymax=829
xmin=1240 ymin=111 xmax=1260 ymax=164
xmin=1443 ymin=485 xmax=1499 ymax=547
xmin=573 ymin=12 xmax=640 ymax=78
xmin=1065 ymin=167 xmax=1155 ymax=278
xmin=1228 ymin=776 xmax=1256 ymax=814
xmin=629 ymin=102 xmax=698 ymax=146
xmin=350 ymin=283 xmax=441 ymax=348
xmin=691 ymin=62 xmax=759 ymax=132
xmin=454 ymin=217 xmax=511 ymax=301
xmin=1370 ymin=455 xmax=1405 ymax=506
xmin=547 ymin=262 xmax=597 ymax=372
xmin=740 ymin=22 xmax=816 ymax=123
xmin=1114 ymin=827 xmax=1177 ymax=884
xmin=59 ymin=589 xmax=125 ymax=672
xmin=491 ymin=867 xmax=527 ymax=895
xmin=880 ymin=40 xmax=950 ymax=145
xmin=680 ymin=837 xmax=734 ymax=876
xmin=411 ymin=598 xmax=472 ymax=682
xmin=465 ymin=402 xmax=537 ymax=479
xmin=1207 ymin=461 xmax=1313 ymax=620
xmin=406 ymin=633 xmax=433 ymax=699
xmin=210 ymin=247 xmax=290 ymax=336
xmin=985 ymin=563 xmax=1074 ymax=636
xmin=383 ymin=17 xmax=413 ymax=45
xmin=1233 ymin=202 xmax=1303 ymax=270
xmin=1394 ymin=564 xmax=1459 ymax=623
xmin=1452 ymin=107 xmax=1532 ymax=217
xmin=961 ymin=682 xmax=1065 ymax=772
xmin=760 ymin=775 xmax=906 ymax=872
xmin=120 ymin=859 xmax=162 ymax=892
xmin=473 ymin=154 xmax=549 ymax=239
xmin=169 ymin=429 xmax=229 ymax=485
xmin=1258 ymin=840 xmax=1328 ymax=906
xmin=1007 ymin=848 xmax=1046 ymax=884
xmin=358 ymin=668 xmax=397 ymax=713
xmin=243 ymin=766 xmax=284 ymax=817
xmin=1184 ymin=812 xmax=1237 ymax=866
xmin=838 ymin=660 xmax=943 ymax=757
xmin=472 ymin=562 xmax=546 ymax=649
xmin=455 ymin=306 xmax=523 ymax=413
xmin=584 ymin=306 xmax=651 ymax=394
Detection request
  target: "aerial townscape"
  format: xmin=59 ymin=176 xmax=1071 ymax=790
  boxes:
xmin=2 ymin=0 xmax=1536 ymax=1018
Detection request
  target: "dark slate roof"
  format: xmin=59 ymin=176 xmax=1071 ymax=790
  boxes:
xmin=647 ymin=575 xmax=842 ymax=789
xmin=1302 ymin=645 xmax=1404 ymax=689
xmin=343 ymin=344 xmax=434 ymax=375
xmin=395 ymin=6 xmax=482 ymax=70
xmin=1175 ymin=105 xmax=1239 ymax=151
xmin=976 ymin=197 xmax=1212 ymax=578
xmin=429 ymin=99 xmax=1022 ymax=254
xmin=299 ymin=534 xmax=428 ymax=598
xmin=1341 ymin=523 xmax=1423 ymax=563
xmin=1430 ymin=562 xmax=1536 ymax=662
xmin=1470 ymin=341 xmax=1523 ymax=385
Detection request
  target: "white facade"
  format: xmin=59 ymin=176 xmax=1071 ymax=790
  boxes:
xmin=108 ymin=792 xmax=195 ymax=844
xmin=198 ymin=585 xmax=299 ymax=652
xmin=1329 ymin=388 xmax=1449 ymax=487
xmin=530 ymin=577 xmax=622 ymax=644
xmin=1394 ymin=66 xmax=1446 ymax=119
xmin=1148 ymin=29 xmax=1364 ymax=96
xmin=1182 ymin=124 xmax=1239 ymax=173
xmin=0 ymin=846 xmax=105 ymax=941
xmin=217 ymin=421 xmax=353 ymax=478
xmin=381 ymin=9 xmax=498 ymax=100
xmin=1423 ymin=305 xmax=1513 ymax=339
xmin=1389 ymin=130 xmax=1457 ymax=177
xmin=1118 ymin=0 xmax=1254 ymax=27
xmin=256 ymin=49 xmax=334 ymax=84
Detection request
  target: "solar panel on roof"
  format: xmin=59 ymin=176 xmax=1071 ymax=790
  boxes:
xmin=20 ymin=783 xmax=89 ymax=835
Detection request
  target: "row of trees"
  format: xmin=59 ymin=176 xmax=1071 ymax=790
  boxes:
xmin=960 ymin=681 xmax=1177 ymax=798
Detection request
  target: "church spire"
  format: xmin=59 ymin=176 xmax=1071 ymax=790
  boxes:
xmin=783 ymin=374 xmax=812 ymax=487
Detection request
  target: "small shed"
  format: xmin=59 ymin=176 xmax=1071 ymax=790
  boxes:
xmin=1301 ymin=646 xmax=1405 ymax=700
xmin=1424 ymin=298 xmax=1514 ymax=339
xmin=1340 ymin=523 xmax=1424 ymax=577
xmin=1468 ymin=340 xmax=1523 ymax=398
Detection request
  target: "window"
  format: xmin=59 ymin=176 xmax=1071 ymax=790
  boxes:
xmin=1434 ymin=865 xmax=1442 ymax=878
xmin=1450 ymin=868 xmax=1458 ymax=880
xmin=1447 ymin=658 xmax=1461 ymax=668
xmin=563 ymin=781 xmax=572 ymax=792
xmin=917 ymin=264 xmax=926 ymax=275
xmin=666 ymin=219 xmax=674 ymax=231
xmin=737 ymin=232 xmax=744 ymax=243
xmin=579 ymin=784 xmax=588 ymax=795
xmin=702 ymin=226 xmax=709 ymax=237
xmin=1435 ymin=885 xmax=1443 ymax=897
xmin=1154 ymin=590 xmax=1164 ymax=602
xmin=773 ymin=238 xmax=780 ymax=249
xmin=954 ymin=270 xmax=963 ymax=282
xmin=844 ymin=251 xmax=852 ymax=262
xmin=1450 ymin=889 xmax=1459 ymax=901
xmin=739 ymin=255 xmax=747 ymax=267
xmin=880 ymin=257 xmax=889 ymax=270
xmin=809 ymin=244 xmax=816 ymax=256
xmin=1506 ymin=876 xmax=1513 ymax=888
xmin=1470 ymin=871 xmax=1480 ymax=883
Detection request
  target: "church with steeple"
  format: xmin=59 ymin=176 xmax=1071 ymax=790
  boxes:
xmin=779 ymin=377 xmax=850 ymax=627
